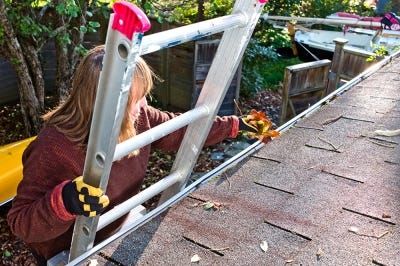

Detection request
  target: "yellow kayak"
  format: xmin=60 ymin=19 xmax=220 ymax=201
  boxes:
xmin=0 ymin=137 xmax=35 ymax=206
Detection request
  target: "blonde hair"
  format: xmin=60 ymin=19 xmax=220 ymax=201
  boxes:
xmin=43 ymin=45 xmax=155 ymax=151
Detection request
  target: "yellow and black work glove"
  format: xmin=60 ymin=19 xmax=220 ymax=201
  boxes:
xmin=239 ymin=117 xmax=259 ymax=133
xmin=62 ymin=176 xmax=110 ymax=217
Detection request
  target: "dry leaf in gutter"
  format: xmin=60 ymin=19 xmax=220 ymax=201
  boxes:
xmin=203 ymin=201 xmax=222 ymax=211
xmin=243 ymin=109 xmax=280 ymax=143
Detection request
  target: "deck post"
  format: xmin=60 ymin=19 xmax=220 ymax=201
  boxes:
xmin=287 ymin=23 xmax=298 ymax=56
xmin=327 ymin=38 xmax=348 ymax=93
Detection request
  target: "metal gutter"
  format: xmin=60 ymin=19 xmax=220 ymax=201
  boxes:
xmin=66 ymin=49 xmax=400 ymax=266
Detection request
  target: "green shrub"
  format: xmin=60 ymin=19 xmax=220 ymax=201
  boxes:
xmin=240 ymin=39 xmax=278 ymax=97
xmin=240 ymin=38 xmax=302 ymax=97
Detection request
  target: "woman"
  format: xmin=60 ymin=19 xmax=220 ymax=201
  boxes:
xmin=7 ymin=45 xmax=258 ymax=264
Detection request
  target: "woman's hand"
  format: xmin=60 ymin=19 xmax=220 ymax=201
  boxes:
xmin=62 ymin=176 xmax=109 ymax=217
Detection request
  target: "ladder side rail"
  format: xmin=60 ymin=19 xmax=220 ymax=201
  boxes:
xmin=68 ymin=19 xmax=130 ymax=260
xmin=159 ymin=0 xmax=267 ymax=203
xmin=67 ymin=138 xmax=265 ymax=266
xmin=96 ymin=171 xmax=181 ymax=231
xmin=68 ymin=8 xmax=243 ymax=261
xmin=113 ymin=104 xmax=209 ymax=161
xmin=60 ymin=0 xmax=266 ymax=263
xmin=69 ymin=3 xmax=151 ymax=261
xmin=140 ymin=13 xmax=247 ymax=55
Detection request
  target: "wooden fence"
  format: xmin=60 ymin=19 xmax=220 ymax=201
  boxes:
xmin=142 ymin=21 xmax=240 ymax=115
xmin=0 ymin=19 xmax=240 ymax=115
xmin=280 ymin=38 xmax=383 ymax=124
xmin=327 ymin=38 xmax=380 ymax=93
xmin=0 ymin=29 xmax=104 ymax=105
xmin=279 ymin=59 xmax=331 ymax=125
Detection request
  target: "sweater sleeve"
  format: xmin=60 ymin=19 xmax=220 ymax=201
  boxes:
xmin=7 ymin=127 xmax=83 ymax=243
xmin=139 ymin=106 xmax=239 ymax=152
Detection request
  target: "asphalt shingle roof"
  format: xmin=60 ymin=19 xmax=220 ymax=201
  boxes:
xmin=97 ymin=56 xmax=400 ymax=266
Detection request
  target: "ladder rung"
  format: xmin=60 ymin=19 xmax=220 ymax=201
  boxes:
xmin=113 ymin=104 xmax=209 ymax=161
xmin=140 ymin=13 xmax=247 ymax=55
xmin=97 ymin=171 xmax=181 ymax=231
xmin=62 ymin=0 xmax=268 ymax=263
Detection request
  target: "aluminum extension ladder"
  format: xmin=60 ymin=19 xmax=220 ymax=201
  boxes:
xmin=48 ymin=0 xmax=267 ymax=265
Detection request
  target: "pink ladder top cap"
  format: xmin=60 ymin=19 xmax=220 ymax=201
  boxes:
xmin=112 ymin=1 xmax=151 ymax=39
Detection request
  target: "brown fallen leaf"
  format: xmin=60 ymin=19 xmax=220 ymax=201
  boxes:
xmin=243 ymin=109 xmax=280 ymax=143
xmin=192 ymin=201 xmax=222 ymax=211
xmin=203 ymin=201 xmax=222 ymax=211
xmin=322 ymin=115 xmax=342 ymax=125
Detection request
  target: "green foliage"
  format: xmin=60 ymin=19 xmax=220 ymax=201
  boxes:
xmin=254 ymin=20 xmax=292 ymax=49
xmin=56 ymin=1 xmax=80 ymax=17
xmin=203 ymin=0 xmax=233 ymax=20
xmin=299 ymin=0 xmax=375 ymax=18
xmin=367 ymin=45 xmax=400 ymax=62
xmin=240 ymin=39 xmax=278 ymax=97
xmin=0 ymin=27 xmax=4 ymax=44
xmin=240 ymin=0 xmax=376 ymax=98
xmin=367 ymin=45 xmax=388 ymax=61
xmin=2 ymin=1 xmax=107 ymax=52
xmin=164 ymin=3 xmax=198 ymax=24
xmin=5 ymin=2 xmax=50 ymax=44
xmin=9 ymin=57 xmax=20 ymax=65
xmin=266 ymin=0 xmax=375 ymax=18
xmin=266 ymin=0 xmax=302 ymax=16
xmin=54 ymin=1 xmax=106 ymax=53
xmin=128 ymin=0 xmax=233 ymax=24
xmin=241 ymin=38 xmax=302 ymax=97
xmin=240 ymin=14 xmax=298 ymax=97
xmin=0 ymin=0 xmax=111 ymax=134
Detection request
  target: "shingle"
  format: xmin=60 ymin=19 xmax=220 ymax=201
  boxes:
xmin=101 ymin=56 xmax=400 ymax=266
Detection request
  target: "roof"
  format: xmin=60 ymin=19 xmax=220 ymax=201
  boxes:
xmin=94 ymin=56 xmax=400 ymax=265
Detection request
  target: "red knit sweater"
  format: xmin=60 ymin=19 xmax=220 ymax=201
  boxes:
xmin=7 ymin=105 xmax=238 ymax=259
